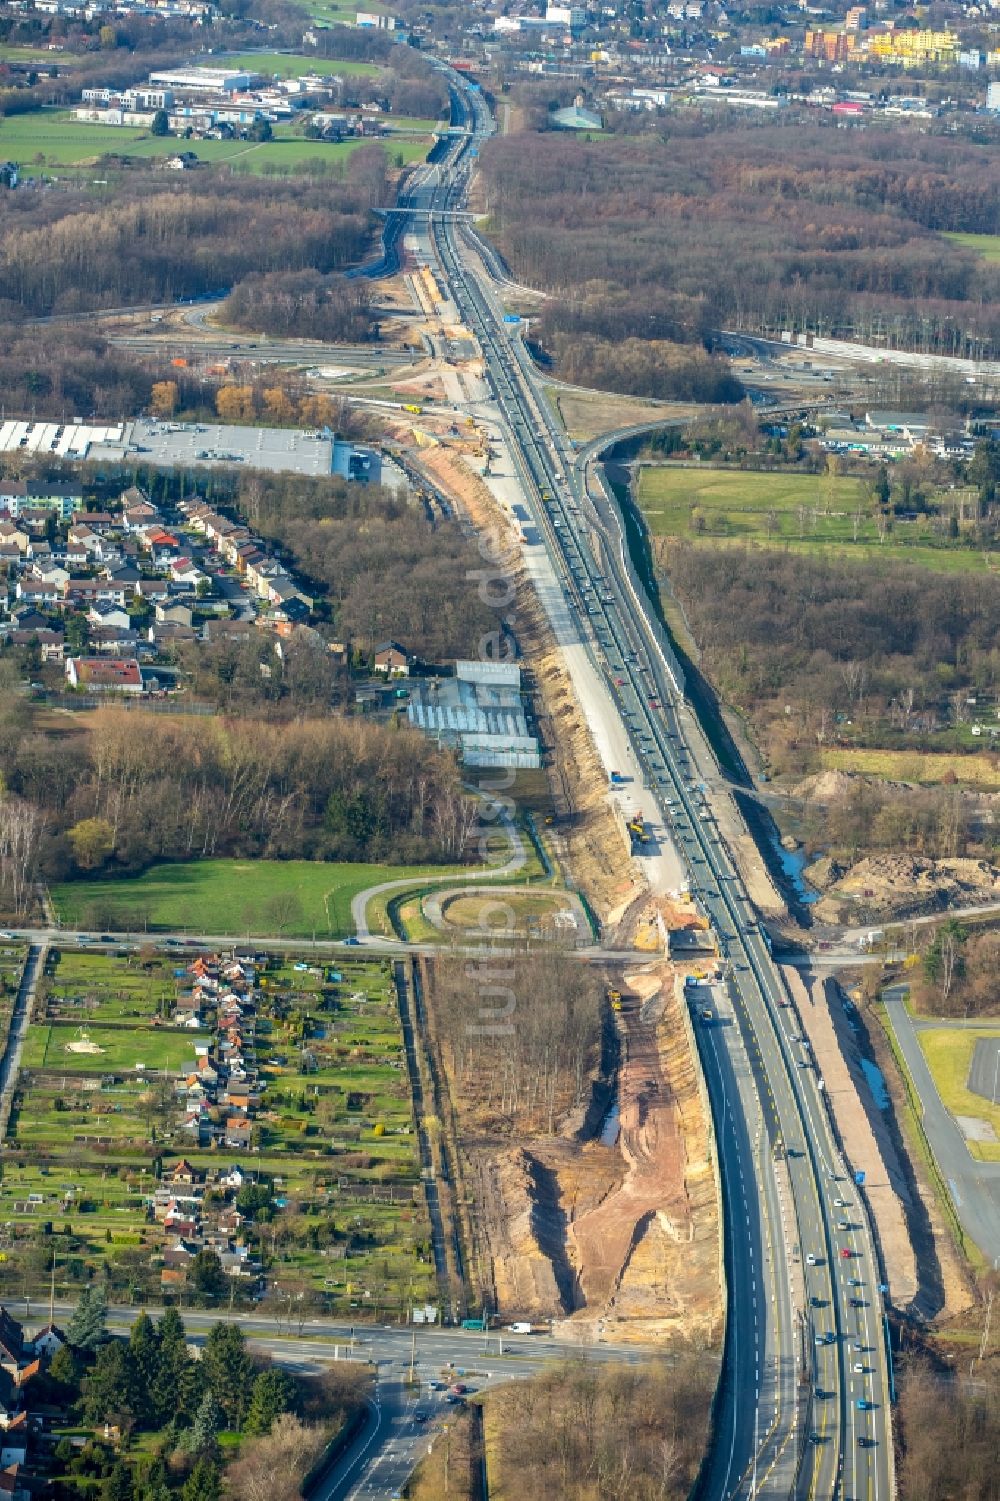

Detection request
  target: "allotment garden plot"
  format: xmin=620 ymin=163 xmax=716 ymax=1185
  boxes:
xmin=0 ymin=947 xmax=436 ymax=1318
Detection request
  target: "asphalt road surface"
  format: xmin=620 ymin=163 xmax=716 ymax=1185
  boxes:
xmin=418 ymin=63 xmax=896 ymax=1500
xmin=883 ymin=985 xmax=1000 ymax=1267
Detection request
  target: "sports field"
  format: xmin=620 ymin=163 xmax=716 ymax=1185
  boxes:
xmin=224 ymin=50 xmax=381 ymax=77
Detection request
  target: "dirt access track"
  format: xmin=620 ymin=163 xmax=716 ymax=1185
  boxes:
xmin=471 ymin=962 xmax=723 ymax=1346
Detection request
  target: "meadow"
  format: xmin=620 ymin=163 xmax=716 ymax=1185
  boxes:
xmin=819 ymin=748 xmax=1000 ymax=788
xmin=0 ymin=111 xmax=429 ymax=171
xmin=917 ymin=1025 xmax=1000 ymax=1163
xmin=943 ymin=232 xmax=1000 ymax=264
xmin=52 ymin=858 xmax=477 ymax=937
xmin=636 ymin=465 xmax=995 ymax=572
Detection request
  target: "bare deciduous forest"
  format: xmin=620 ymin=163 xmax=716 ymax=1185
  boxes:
xmin=664 ymin=544 xmax=1000 ymax=769
xmin=430 ymin=953 xmax=605 ymax=1134
xmin=479 ymin=124 xmax=1000 ymax=377
xmin=896 ymin=1353 xmax=1000 ymax=1501
xmin=487 ymin=1359 xmax=716 ymax=1501
xmin=0 ymin=703 xmax=477 ymax=888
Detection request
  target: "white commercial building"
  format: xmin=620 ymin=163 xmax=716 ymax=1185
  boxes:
xmin=147 ymin=68 xmax=258 ymax=94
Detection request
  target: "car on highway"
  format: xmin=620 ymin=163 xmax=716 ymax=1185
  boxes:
xmin=853 ymin=1363 xmax=867 ymax=1374
xmin=429 ymin=1381 xmax=445 ymax=1390
xmin=847 ymin=1277 xmax=863 ymax=1287
xmin=414 ymin=1411 xmax=428 ymax=1423
xmin=852 ymin=1341 xmax=863 ymax=1353
xmin=856 ymin=1399 xmax=874 ymax=1411
xmin=837 ymin=1220 xmax=850 ymax=1230
xmin=834 ymin=1198 xmax=851 ymax=1208
xmin=806 ymin=1253 xmax=817 ymax=1265
xmin=840 ymin=1248 xmax=854 ymax=1259
xmin=858 ymin=1435 xmax=874 ymax=1449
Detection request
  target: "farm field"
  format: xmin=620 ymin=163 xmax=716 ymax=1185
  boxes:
xmin=223 ymin=49 xmax=382 ymax=77
xmin=1 ymin=950 xmax=435 ymax=1317
xmin=917 ymin=1025 xmax=1000 ymax=1162
xmin=52 ymin=858 xmax=480 ymax=937
xmin=943 ymin=231 xmax=1000 ymax=264
xmin=0 ymin=111 xmax=430 ymax=170
xmin=636 ymin=465 xmax=996 ymax=572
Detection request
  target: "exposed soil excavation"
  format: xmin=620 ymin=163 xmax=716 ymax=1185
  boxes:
xmin=462 ymin=962 xmax=722 ymax=1346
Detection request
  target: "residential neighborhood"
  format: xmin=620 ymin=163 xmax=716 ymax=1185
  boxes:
xmin=0 ymin=481 xmax=316 ymax=694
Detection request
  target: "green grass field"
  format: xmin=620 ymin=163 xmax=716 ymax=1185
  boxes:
xmin=637 ymin=465 xmax=998 ymax=572
xmin=52 ymin=858 xmax=479 ymax=937
xmin=223 ymin=50 xmax=381 ymax=77
xmin=0 ymin=111 xmax=429 ymax=171
xmin=943 ymin=232 xmax=1000 ymax=264
xmin=917 ymin=1026 xmax=1000 ymax=1162
xmin=21 ymin=1021 xmax=208 ymax=1074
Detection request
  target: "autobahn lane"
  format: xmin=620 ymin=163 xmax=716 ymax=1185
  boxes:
xmin=425 ymin=64 xmax=894 ymax=1501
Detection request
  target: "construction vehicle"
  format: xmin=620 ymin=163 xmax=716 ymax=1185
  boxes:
xmin=403 ymin=403 xmax=423 ymax=415
xmin=627 ymin=813 xmax=649 ymax=844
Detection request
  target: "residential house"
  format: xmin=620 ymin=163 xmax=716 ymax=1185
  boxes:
xmin=30 ymin=561 xmax=70 ymax=589
xmin=10 ymin=629 xmax=64 ymax=662
xmin=0 ymin=478 xmax=83 ymax=520
xmin=0 ymin=1310 xmax=25 ymax=1379
xmin=87 ymin=602 xmax=131 ymax=632
xmin=67 ymin=523 xmax=105 ymax=559
xmin=0 ymin=524 xmax=29 ymax=554
xmin=65 ymin=657 xmax=143 ymax=694
xmin=168 ymin=1159 xmax=203 ymax=1186
xmin=14 ymin=579 xmax=60 ymax=608
xmin=169 ymin=558 xmax=205 ymax=591
xmin=224 ymin=1117 xmax=252 ymax=1151
xmin=373 ymin=640 xmax=409 ymax=676
xmin=155 ymin=601 xmax=193 ymax=628
xmin=64 ymin=580 xmax=128 ymax=609
xmin=30 ymin=1324 xmax=67 ymax=1360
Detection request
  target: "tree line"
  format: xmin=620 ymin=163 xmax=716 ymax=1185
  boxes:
xmin=0 ymin=703 xmax=479 ymax=891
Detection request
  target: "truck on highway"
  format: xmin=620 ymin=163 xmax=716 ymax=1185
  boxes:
xmin=508 ymin=1322 xmax=533 ymax=1334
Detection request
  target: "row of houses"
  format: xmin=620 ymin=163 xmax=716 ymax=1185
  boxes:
xmin=157 ymin=952 xmax=272 ymax=1293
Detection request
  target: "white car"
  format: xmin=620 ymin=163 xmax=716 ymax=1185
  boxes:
xmin=806 ymin=1253 xmax=817 ymax=1265
xmin=853 ymin=1363 xmax=866 ymax=1374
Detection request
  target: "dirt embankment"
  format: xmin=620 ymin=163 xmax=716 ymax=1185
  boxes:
xmin=418 ymin=440 xmax=646 ymax=924
xmin=785 ymin=966 xmax=973 ymax=1323
xmin=812 ymin=854 xmax=1000 ymax=926
xmin=469 ymin=962 xmax=723 ymax=1346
